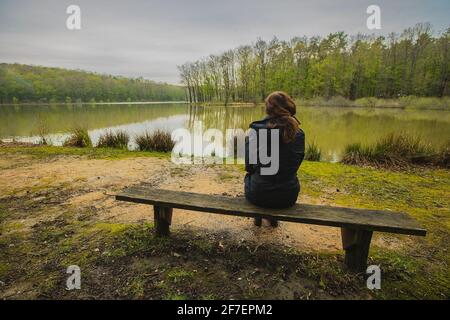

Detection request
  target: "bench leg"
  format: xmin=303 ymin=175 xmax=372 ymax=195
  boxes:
xmin=341 ymin=228 xmax=373 ymax=273
xmin=154 ymin=206 xmax=173 ymax=237
xmin=254 ymin=217 xmax=262 ymax=227
xmin=269 ymin=218 xmax=278 ymax=227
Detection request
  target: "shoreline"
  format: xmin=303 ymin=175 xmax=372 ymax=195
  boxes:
xmin=0 ymin=100 xmax=188 ymax=107
xmin=1 ymin=96 xmax=449 ymax=111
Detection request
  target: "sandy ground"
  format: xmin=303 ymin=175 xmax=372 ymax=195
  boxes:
xmin=0 ymin=153 xmax=405 ymax=254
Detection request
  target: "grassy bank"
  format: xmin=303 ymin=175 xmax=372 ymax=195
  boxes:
xmin=0 ymin=144 xmax=170 ymax=160
xmin=200 ymin=96 xmax=450 ymax=110
xmin=341 ymin=133 xmax=449 ymax=169
xmin=0 ymin=145 xmax=449 ymax=299
xmin=296 ymin=96 xmax=450 ymax=110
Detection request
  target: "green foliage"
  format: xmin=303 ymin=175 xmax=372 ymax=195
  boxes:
xmin=179 ymin=23 xmax=450 ymax=103
xmin=305 ymin=141 xmax=321 ymax=161
xmin=96 ymin=130 xmax=130 ymax=149
xmin=0 ymin=63 xmax=185 ymax=103
xmin=341 ymin=133 xmax=448 ymax=168
xmin=62 ymin=128 xmax=92 ymax=148
xmin=135 ymin=130 xmax=174 ymax=152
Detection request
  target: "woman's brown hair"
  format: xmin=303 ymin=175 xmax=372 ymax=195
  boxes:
xmin=265 ymin=91 xmax=300 ymax=143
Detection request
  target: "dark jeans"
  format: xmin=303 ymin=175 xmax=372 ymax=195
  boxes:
xmin=244 ymin=174 xmax=300 ymax=209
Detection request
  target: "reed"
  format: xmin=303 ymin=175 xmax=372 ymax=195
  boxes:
xmin=96 ymin=130 xmax=130 ymax=149
xmin=63 ymin=128 xmax=92 ymax=148
xmin=305 ymin=141 xmax=321 ymax=161
xmin=341 ymin=133 xmax=446 ymax=168
xmin=135 ymin=130 xmax=174 ymax=152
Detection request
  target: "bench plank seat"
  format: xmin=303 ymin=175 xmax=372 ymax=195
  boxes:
xmin=116 ymin=186 xmax=426 ymax=272
xmin=116 ymin=186 xmax=426 ymax=236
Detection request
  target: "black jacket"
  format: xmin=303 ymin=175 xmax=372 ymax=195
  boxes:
xmin=244 ymin=117 xmax=305 ymax=208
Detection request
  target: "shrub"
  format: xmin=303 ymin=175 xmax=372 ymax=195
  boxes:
xmin=135 ymin=130 xmax=174 ymax=152
xmin=398 ymin=96 xmax=450 ymax=109
xmin=354 ymin=97 xmax=379 ymax=108
xmin=305 ymin=141 xmax=321 ymax=161
xmin=341 ymin=143 xmax=373 ymax=165
xmin=296 ymin=96 xmax=449 ymax=109
xmin=63 ymin=128 xmax=92 ymax=148
xmin=325 ymin=96 xmax=352 ymax=107
xmin=297 ymin=96 xmax=352 ymax=107
xmin=96 ymin=130 xmax=130 ymax=149
xmin=341 ymin=133 xmax=440 ymax=168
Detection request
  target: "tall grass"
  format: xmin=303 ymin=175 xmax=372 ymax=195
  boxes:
xmin=341 ymin=133 xmax=448 ymax=168
xmin=297 ymin=96 xmax=352 ymax=107
xmin=63 ymin=128 xmax=92 ymax=148
xmin=305 ymin=141 xmax=321 ymax=161
xmin=397 ymin=96 xmax=450 ymax=109
xmin=296 ymin=96 xmax=450 ymax=110
xmin=96 ymin=130 xmax=130 ymax=149
xmin=135 ymin=130 xmax=174 ymax=152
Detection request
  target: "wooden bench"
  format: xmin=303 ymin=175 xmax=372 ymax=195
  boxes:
xmin=115 ymin=186 xmax=426 ymax=272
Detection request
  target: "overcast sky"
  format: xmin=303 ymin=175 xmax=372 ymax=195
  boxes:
xmin=0 ymin=0 xmax=449 ymax=84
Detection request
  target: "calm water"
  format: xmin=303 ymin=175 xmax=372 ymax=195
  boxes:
xmin=1 ymin=103 xmax=449 ymax=161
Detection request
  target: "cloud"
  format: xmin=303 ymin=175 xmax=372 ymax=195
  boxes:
xmin=1 ymin=0 xmax=449 ymax=84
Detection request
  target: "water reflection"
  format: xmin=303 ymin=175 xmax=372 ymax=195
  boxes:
xmin=1 ymin=103 xmax=449 ymax=161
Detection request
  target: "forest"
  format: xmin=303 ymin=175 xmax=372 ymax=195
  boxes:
xmin=0 ymin=63 xmax=186 ymax=103
xmin=178 ymin=23 xmax=450 ymax=104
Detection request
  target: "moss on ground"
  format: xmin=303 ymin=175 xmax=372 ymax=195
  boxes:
xmin=299 ymin=161 xmax=450 ymax=299
xmin=0 ymin=145 xmax=169 ymax=160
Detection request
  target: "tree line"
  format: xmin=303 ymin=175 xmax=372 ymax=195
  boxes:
xmin=0 ymin=63 xmax=185 ymax=103
xmin=178 ymin=23 xmax=449 ymax=104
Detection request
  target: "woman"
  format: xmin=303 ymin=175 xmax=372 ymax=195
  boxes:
xmin=244 ymin=91 xmax=305 ymax=227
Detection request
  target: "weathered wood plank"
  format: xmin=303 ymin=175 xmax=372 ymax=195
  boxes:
xmin=116 ymin=187 xmax=426 ymax=236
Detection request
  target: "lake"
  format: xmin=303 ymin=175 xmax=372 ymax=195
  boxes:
xmin=1 ymin=103 xmax=449 ymax=162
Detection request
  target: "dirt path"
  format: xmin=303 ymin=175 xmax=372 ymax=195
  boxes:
xmin=0 ymin=154 xmax=405 ymax=253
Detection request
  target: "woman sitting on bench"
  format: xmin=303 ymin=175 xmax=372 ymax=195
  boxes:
xmin=244 ymin=91 xmax=305 ymax=227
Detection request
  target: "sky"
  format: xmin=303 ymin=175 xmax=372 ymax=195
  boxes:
xmin=0 ymin=0 xmax=449 ymax=84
